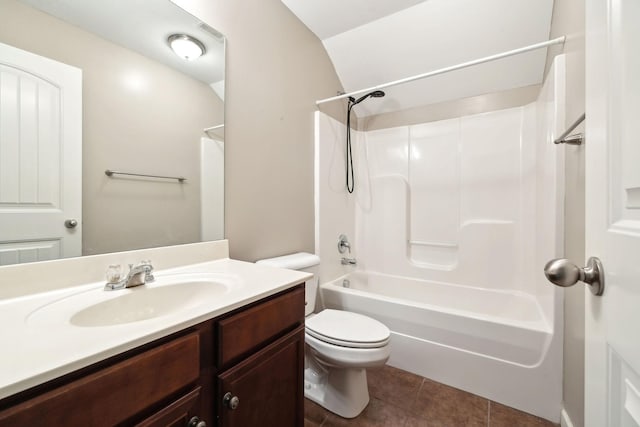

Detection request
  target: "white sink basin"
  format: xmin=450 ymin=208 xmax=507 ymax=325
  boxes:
xmin=26 ymin=273 xmax=240 ymax=327
xmin=70 ymin=280 xmax=229 ymax=327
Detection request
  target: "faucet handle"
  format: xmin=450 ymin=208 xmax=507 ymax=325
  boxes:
xmin=139 ymin=260 xmax=152 ymax=269
xmin=338 ymin=234 xmax=351 ymax=254
xmin=141 ymin=260 xmax=155 ymax=283
xmin=105 ymin=264 xmax=123 ymax=284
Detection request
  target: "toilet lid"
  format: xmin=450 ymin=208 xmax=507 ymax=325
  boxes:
xmin=305 ymin=309 xmax=390 ymax=349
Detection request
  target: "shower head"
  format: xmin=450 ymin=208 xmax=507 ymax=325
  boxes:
xmin=344 ymin=89 xmax=385 ymax=194
xmin=349 ymin=90 xmax=386 ymax=106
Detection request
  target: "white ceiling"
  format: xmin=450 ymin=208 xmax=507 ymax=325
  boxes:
xmin=19 ymin=0 xmax=225 ymax=85
xmin=283 ymin=0 xmax=554 ymax=117
xmin=280 ymin=0 xmax=428 ymax=40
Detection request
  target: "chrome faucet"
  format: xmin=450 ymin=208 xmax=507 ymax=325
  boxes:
xmin=341 ymin=257 xmax=357 ymax=265
xmin=104 ymin=260 xmax=155 ymax=291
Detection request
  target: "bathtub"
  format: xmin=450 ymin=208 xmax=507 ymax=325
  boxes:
xmin=320 ymin=271 xmax=562 ymax=421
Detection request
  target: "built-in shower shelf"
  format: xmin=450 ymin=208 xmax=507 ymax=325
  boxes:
xmin=408 ymin=240 xmax=458 ymax=248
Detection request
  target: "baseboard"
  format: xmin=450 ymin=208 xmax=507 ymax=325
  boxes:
xmin=561 ymin=408 xmax=575 ymax=427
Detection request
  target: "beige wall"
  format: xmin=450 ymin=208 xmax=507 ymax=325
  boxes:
xmin=545 ymin=0 xmax=586 ymax=425
xmin=172 ymin=0 xmax=345 ymax=261
xmin=0 ymin=0 xmax=224 ymax=255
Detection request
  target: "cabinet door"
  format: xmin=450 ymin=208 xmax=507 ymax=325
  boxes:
xmin=135 ymin=387 xmax=203 ymax=427
xmin=218 ymin=326 xmax=304 ymax=427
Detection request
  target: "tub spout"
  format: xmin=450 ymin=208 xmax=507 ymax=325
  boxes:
xmin=341 ymin=257 xmax=357 ymax=265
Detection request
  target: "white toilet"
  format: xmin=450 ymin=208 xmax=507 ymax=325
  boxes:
xmin=256 ymin=252 xmax=391 ymax=418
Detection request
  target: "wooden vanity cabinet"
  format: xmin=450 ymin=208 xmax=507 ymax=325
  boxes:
xmin=0 ymin=284 xmax=305 ymax=427
xmin=215 ymin=286 xmax=305 ymax=427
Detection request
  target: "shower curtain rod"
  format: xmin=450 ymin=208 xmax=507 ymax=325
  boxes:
xmin=315 ymin=36 xmax=566 ymax=106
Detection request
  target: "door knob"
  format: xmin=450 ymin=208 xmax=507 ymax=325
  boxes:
xmin=544 ymin=257 xmax=605 ymax=296
xmin=64 ymin=219 xmax=78 ymax=229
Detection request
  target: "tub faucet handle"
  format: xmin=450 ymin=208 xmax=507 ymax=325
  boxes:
xmin=338 ymin=234 xmax=351 ymax=254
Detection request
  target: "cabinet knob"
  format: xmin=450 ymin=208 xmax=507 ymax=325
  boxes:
xmin=223 ymin=392 xmax=240 ymax=410
xmin=187 ymin=416 xmax=206 ymax=427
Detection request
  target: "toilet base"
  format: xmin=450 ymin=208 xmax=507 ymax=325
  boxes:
xmin=303 ymin=364 xmax=370 ymax=418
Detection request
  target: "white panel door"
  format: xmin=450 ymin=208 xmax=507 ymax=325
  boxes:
xmin=585 ymin=0 xmax=640 ymax=425
xmin=0 ymin=42 xmax=81 ymax=265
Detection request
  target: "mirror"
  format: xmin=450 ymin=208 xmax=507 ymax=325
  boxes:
xmin=0 ymin=0 xmax=225 ymax=263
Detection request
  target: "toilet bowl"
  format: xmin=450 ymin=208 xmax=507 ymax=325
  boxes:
xmin=304 ymin=309 xmax=391 ymax=417
xmin=256 ymin=253 xmax=391 ymax=418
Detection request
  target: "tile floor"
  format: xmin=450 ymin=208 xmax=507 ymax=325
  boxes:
xmin=304 ymin=365 xmax=559 ymax=427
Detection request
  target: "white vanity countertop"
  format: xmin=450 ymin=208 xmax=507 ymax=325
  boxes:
xmin=0 ymin=257 xmax=310 ymax=401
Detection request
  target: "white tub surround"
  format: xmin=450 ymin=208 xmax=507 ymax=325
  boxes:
xmin=322 ymin=272 xmax=561 ymax=420
xmin=0 ymin=240 xmax=310 ymax=400
xmin=314 ymin=56 xmax=567 ymax=422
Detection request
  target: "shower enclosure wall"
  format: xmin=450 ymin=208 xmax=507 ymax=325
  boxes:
xmin=314 ymin=56 xmax=566 ymax=422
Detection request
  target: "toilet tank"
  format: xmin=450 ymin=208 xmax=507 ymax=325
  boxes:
xmin=256 ymin=252 xmax=320 ymax=316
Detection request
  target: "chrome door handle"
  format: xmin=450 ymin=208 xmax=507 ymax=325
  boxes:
xmin=64 ymin=219 xmax=78 ymax=229
xmin=544 ymin=257 xmax=605 ymax=296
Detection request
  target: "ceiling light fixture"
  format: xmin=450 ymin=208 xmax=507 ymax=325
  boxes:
xmin=168 ymin=34 xmax=206 ymax=61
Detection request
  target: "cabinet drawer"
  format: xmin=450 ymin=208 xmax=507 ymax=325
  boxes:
xmin=0 ymin=332 xmax=200 ymax=426
xmin=217 ymin=285 xmax=304 ymax=366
